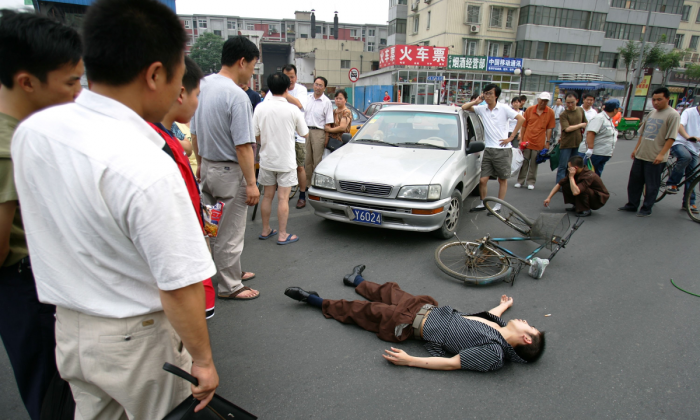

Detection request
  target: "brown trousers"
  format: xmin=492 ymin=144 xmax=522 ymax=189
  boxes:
xmin=562 ymin=183 xmax=605 ymax=212
xmin=322 ymin=281 xmax=438 ymax=343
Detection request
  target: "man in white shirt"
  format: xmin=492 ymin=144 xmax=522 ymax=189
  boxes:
xmin=578 ymin=99 xmax=619 ymax=177
xmin=11 ymin=0 xmax=219 ymax=418
xmin=666 ymin=103 xmax=700 ymax=213
xmin=304 ymin=76 xmax=335 ymax=208
xmin=463 ymin=83 xmax=525 ymax=213
xmin=582 ymin=93 xmax=598 ymax=131
xmin=552 ymin=97 xmax=565 ymax=144
xmin=264 ymin=64 xmax=308 ymax=209
xmin=254 ymin=72 xmax=309 ymax=244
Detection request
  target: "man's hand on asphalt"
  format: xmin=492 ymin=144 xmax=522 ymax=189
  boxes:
xmin=544 ymin=197 xmax=551 ymax=207
xmin=245 ymin=184 xmax=260 ymax=206
xmin=191 ymin=361 xmax=219 ymax=412
xmin=382 ymin=347 xmax=412 ymax=366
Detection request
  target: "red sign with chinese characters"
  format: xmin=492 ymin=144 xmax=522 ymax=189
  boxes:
xmin=379 ymin=45 xmax=448 ymax=68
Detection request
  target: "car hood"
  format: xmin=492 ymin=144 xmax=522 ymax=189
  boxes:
xmin=317 ymin=143 xmax=455 ymax=186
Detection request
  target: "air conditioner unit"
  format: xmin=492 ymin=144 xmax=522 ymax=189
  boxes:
xmin=411 ymin=1 xmax=419 ymax=11
xmin=470 ymin=24 xmax=480 ymax=32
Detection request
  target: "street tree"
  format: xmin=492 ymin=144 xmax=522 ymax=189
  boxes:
xmin=189 ymin=32 xmax=224 ymax=75
xmin=657 ymin=49 xmax=685 ymax=85
xmin=618 ymin=41 xmax=639 ymax=87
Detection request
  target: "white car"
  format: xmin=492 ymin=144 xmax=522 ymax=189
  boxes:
xmin=307 ymin=105 xmax=486 ymax=238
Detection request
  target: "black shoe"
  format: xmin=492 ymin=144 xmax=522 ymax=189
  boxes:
xmin=343 ymin=264 xmax=366 ymax=287
xmin=566 ymin=206 xmax=576 ymax=212
xmin=470 ymin=205 xmax=487 ymax=212
xmin=636 ymin=211 xmax=652 ymax=217
xmin=618 ymin=205 xmax=637 ymax=212
xmin=284 ymin=287 xmax=319 ymax=302
xmin=575 ymin=210 xmax=592 ymax=217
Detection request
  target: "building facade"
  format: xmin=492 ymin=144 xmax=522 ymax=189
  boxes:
xmin=675 ymin=0 xmax=700 ymax=66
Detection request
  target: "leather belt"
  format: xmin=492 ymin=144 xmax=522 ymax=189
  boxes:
xmin=412 ymin=304 xmax=436 ymax=339
xmin=308 ymin=126 xmax=324 ymax=130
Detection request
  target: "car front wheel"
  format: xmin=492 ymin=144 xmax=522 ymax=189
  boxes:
xmin=435 ymin=189 xmax=462 ymax=239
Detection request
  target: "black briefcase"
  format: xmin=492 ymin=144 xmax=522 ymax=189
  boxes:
xmin=162 ymin=363 xmax=257 ymax=420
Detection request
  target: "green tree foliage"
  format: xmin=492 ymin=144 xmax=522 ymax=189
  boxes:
xmin=618 ymin=41 xmax=639 ymax=86
xmin=190 ymin=32 xmax=224 ymax=75
xmin=684 ymin=63 xmax=700 ymax=90
xmin=657 ymin=49 xmax=685 ymax=85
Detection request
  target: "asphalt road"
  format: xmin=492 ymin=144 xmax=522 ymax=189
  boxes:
xmin=2 ymin=138 xmax=699 ymax=420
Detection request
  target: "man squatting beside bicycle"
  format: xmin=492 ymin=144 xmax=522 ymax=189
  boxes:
xmin=284 ymin=265 xmax=545 ymax=372
xmin=543 ymin=155 xmax=610 ymax=217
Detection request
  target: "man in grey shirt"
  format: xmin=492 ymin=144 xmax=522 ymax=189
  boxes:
xmin=192 ymin=36 xmax=261 ymax=300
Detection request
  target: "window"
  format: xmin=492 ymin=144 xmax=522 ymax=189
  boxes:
xmin=464 ymin=39 xmax=478 ymax=55
xmin=369 ymin=29 xmax=376 ymax=37
xmin=609 ymin=0 xmax=682 ymax=14
xmin=341 ymin=60 xmax=351 ymax=68
xmin=506 ymin=9 xmax=516 ymax=29
xmin=413 ymin=15 xmax=420 ymax=33
xmin=675 ymin=33 xmax=685 ymax=48
xmin=186 ymin=36 xmax=193 ymax=46
xmin=368 ymin=41 xmax=376 ymax=51
xmin=362 ymin=29 xmax=366 ymax=36
xmin=288 ymin=24 xmax=295 ymax=32
xmin=227 ymin=21 xmax=236 ymax=30
xmin=198 ymin=20 xmax=207 ymax=28
xmin=697 ymin=9 xmax=700 ymax=22
xmin=300 ymin=33 xmax=308 ymax=38
xmin=427 ymin=11 xmax=431 ymax=29
xmin=184 ymin=20 xmax=190 ymax=29
xmin=682 ymin=5 xmax=691 ymax=21
xmin=246 ymin=24 xmax=255 ymax=30
xmin=516 ymin=40 xmax=600 ymax=63
xmin=315 ymin=25 xmax=321 ymax=34
xmin=268 ymin=24 xmax=280 ymax=34
xmin=691 ymin=35 xmax=700 ymax=50
xmin=351 ymin=29 xmax=359 ymax=37
xmin=518 ymin=6 xmax=606 ymax=31
xmin=213 ymin=30 xmax=222 ymax=37
xmin=488 ymin=42 xmax=499 ymax=56
xmin=503 ymin=43 xmax=512 ymax=57
xmin=490 ymin=6 xmax=503 ymax=27
xmin=599 ymin=52 xmax=619 ymax=68
xmin=466 ymin=5 xmax=480 ymax=24
xmin=380 ymin=38 xmax=387 ymax=45
xmin=389 ymin=19 xmax=407 ymax=35
xmin=423 ymin=41 xmax=430 ymax=46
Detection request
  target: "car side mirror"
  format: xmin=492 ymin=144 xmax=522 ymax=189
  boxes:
xmin=341 ymin=133 xmax=352 ymax=144
xmin=466 ymin=141 xmax=485 ymax=155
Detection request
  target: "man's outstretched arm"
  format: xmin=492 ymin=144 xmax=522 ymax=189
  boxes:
xmin=488 ymin=295 xmax=513 ymax=318
xmin=382 ymin=347 xmax=461 ymax=371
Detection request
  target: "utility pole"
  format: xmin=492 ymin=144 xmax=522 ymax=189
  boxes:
xmin=627 ymin=7 xmax=653 ymax=117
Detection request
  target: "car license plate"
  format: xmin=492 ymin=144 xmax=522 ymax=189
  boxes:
xmin=352 ymin=208 xmax=382 ymax=225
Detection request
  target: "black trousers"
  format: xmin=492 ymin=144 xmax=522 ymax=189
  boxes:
xmin=0 ymin=260 xmax=58 ymax=420
xmin=625 ymin=158 xmax=665 ymax=212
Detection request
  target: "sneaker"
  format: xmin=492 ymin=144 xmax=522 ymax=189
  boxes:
xmin=666 ymin=185 xmax=679 ymax=194
xmin=514 ymin=183 xmax=522 ymax=188
xmin=636 ymin=210 xmax=652 ymax=217
xmin=683 ymin=204 xmax=699 ymax=214
xmin=575 ymin=210 xmax=592 ymax=217
xmin=527 ymin=185 xmax=535 ymax=190
xmin=487 ymin=205 xmax=501 ymax=216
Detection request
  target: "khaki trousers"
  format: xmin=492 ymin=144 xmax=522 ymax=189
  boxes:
xmin=55 ymin=307 xmax=191 ymax=420
xmin=201 ymin=158 xmax=247 ymax=295
xmin=305 ymin=129 xmax=326 ymax=186
xmin=517 ymin=148 xmax=540 ymax=186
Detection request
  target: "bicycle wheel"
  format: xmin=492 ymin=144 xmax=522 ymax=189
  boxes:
xmin=483 ymin=197 xmax=535 ymax=236
xmin=289 ymin=184 xmax=299 ymax=199
xmin=655 ymin=160 xmax=674 ymax=202
xmin=435 ymin=241 xmax=512 ymax=285
xmin=686 ymin=177 xmax=700 ymax=223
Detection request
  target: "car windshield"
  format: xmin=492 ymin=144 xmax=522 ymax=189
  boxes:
xmin=352 ymin=111 xmax=461 ymax=149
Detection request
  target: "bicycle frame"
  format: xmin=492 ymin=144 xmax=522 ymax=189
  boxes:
xmin=488 ymin=237 xmax=546 ymax=264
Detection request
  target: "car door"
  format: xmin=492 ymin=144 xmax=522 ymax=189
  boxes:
xmin=463 ymin=112 xmax=483 ymax=193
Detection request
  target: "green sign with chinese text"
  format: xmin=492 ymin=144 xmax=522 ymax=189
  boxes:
xmin=447 ymin=55 xmax=487 ymax=71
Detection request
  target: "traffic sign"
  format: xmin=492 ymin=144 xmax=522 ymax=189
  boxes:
xmin=348 ymin=68 xmax=360 ymax=83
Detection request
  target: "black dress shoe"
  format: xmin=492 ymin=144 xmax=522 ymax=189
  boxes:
xmin=575 ymin=210 xmax=592 ymax=217
xmin=566 ymin=206 xmax=576 ymax=212
xmin=284 ymin=287 xmax=319 ymax=302
xmin=343 ymin=264 xmax=366 ymax=287
xmin=618 ymin=205 xmax=637 ymax=212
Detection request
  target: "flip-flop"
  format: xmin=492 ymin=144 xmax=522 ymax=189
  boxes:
xmin=217 ymin=286 xmax=260 ymax=300
xmin=242 ymin=271 xmax=256 ymax=281
xmin=277 ymin=234 xmax=299 ymax=245
xmin=259 ymin=229 xmax=278 ymax=240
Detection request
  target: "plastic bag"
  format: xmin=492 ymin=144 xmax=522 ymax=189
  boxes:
xmin=528 ymin=257 xmax=550 ymax=279
xmin=549 ymin=143 xmax=560 ymax=171
xmin=510 ymin=147 xmax=524 ymax=177
xmin=536 ymin=148 xmax=550 ymax=164
xmin=203 ymin=201 xmax=224 ymax=237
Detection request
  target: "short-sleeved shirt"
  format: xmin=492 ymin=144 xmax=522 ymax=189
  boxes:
xmin=578 ymin=112 xmax=617 ymax=157
xmin=635 ymin=107 xmax=681 ymax=163
xmin=559 ymin=107 xmax=587 ymax=149
xmin=508 ymin=109 xmax=523 ymax=132
xmin=674 ymin=106 xmax=700 ymax=156
xmin=305 ymin=93 xmax=335 ymax=131
xmin=0 ymin=112 xmax=27 ymax=267
xmin=253 ymin=96 xmax=309 ymax=172
xmin=473 ymin=103 xmax=518 ymax=149
xmin=11 ymin=90 xmax=216 ymax=318
xmin=330 ymin=107 xmax=353 ymax=141
xmin=245 ymin=88 xmax=262 ymax=110
xmin=553 ymin=104 xmax=565 ymax=120
xmin=264 ymin=83 xmax=308 ymax=143
xmin=521 ymin=105 xmax=555 ymax=150
xmin=583 ymin=107 xmax=598 ymax=126
xmin=191 ymin=74 xmax=254 ymax=163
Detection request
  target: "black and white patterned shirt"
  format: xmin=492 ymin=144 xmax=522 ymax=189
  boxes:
xmin=421 ymin=306 xmax=527 ymax=372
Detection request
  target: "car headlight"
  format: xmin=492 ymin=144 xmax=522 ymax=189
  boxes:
xmin=397 ymin=185 xmax=442 ymax=201
xmin=312 ymin=173 xmax=336 ymax=190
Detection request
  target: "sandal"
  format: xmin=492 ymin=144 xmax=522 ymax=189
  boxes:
xmin=277 ymin=234 xmax=299 ymax=245
xmin=217 ymin=286 xmax=260 ymax=300
xmin=259 ymin=229 xmax=278 ymax=240
xmin=242 ymin=271 xmax=256 ymax=281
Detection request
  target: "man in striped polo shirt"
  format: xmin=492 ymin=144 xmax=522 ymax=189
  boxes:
xmin=284 ymin=266 xmax=545 ymax=372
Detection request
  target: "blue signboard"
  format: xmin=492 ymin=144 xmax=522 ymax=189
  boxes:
xmin=427 ymin=76 xmax=444 ymax=82
xmin=487 ymin=57 xmax=523 ymax=73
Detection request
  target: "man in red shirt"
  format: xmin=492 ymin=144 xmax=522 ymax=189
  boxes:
xmin=149 ymin=57 xmax=216 ymax=318
xmin=516 ymin=92 xmax=555 ymax=190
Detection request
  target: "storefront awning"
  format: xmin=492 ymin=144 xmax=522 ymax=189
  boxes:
xmin=558 ymin=82 xmax=625 ymax=90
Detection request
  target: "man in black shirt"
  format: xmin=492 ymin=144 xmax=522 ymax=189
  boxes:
xmin=284 ymin=266 xmax=545 ymax=372
xmin=241 ymin=81 xmax=261 ymax=110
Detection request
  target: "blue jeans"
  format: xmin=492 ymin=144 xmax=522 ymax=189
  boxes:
xmin=667 ymin=144 xmax=698 ymax=206
xmin=577 ymin=153 xmax=611 ymax=177
xmin=556 ymin=147 xmax=577 ymax=184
